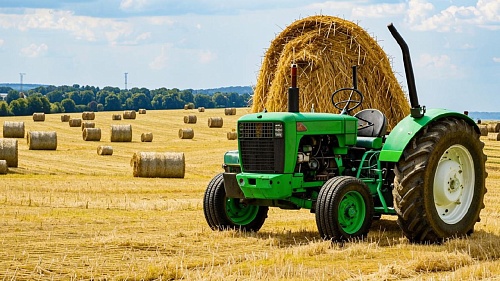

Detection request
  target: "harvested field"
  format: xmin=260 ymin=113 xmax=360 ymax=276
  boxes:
xmin=1 ymin=108 xmax=500 ymax=280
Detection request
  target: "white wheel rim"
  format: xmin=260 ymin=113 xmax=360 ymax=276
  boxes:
xmin=433 ymin=144 xmax=475 ymax=224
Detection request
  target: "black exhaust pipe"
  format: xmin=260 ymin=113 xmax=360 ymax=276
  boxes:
xmin=388 ymin=23 xmax=425 ymax=118
xmin=288 ymin=63 xmax=299 ymax=112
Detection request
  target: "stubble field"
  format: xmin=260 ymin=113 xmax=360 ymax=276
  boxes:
xmin=1 ymin=108 xmax=500 ymax=280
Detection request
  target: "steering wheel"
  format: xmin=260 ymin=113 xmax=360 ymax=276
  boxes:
xmin=331 ymin=87 xmax=363 ymax=115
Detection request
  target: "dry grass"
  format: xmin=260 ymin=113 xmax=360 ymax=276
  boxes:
xmin=1 ymin=108 xmax=500 ymax=280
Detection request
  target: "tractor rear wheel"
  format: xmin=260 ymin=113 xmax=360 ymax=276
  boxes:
xmin=394 ymin=118 xmax=487 ymax=243
xmin=315 ymin=176 xmax=374 ymax=241
xmin=203 ymin=173 xmax=268 ymax=232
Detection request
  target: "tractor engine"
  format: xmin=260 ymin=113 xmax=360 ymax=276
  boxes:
xmin=295 ymin=135 xmax=339 ymax=181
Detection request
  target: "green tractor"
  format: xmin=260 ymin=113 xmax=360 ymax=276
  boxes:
xmin=203 ymin=24 xmax=487 ymax=243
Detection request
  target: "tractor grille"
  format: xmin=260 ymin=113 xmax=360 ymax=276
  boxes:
xmin=239 ymin=122 xmax=285 ymax=173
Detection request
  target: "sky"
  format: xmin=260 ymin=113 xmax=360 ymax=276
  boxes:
xmin=0 ymin=0 xmax=498 ymax=112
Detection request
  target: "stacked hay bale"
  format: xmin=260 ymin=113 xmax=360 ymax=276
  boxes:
xmin=252 ymin=15 xmax=409 ymax=129
xmin=130 ymin=152 xmax=185 ymax=178
xmin=3 ymin=121 xmax=25 ymax=138
xmin=97 ymin=145 xmax=113 ymax=156
xmin=110 ymin=124 xmax=132 ymax=142
xmin=0 ymin=138 xmax=18 ymax=167
xmin=225 ymin=108 xmax=236 ymax=115
xmin=208 ymin=117 xmax=223 ymax=128
xmin=184 ymin=115 xmax=197 ymax=124
xmin=141 ymin=132 xmax=153 ymax=142
xmin=123 ymin=110 xmax=136 ymax=120
xmin=61 ymin=115 xmax=71 ymax=122
xmin=33 ymin=112 xmax=45 ymax=122
xmin=27 ymin=131 xmax=57 ymax=150
xmin=82 ymin=111 xmax=95 ymax=120
xmin=81 ymin=122 xmax=95 ymax=131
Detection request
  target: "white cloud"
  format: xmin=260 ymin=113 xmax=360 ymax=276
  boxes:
xmin=120 ymin=0 xmax=149 ymax=12
xmin=198 ymin=50 xmax=216 ymax=64
xmin=416 ymin=53 xmax=462 ymax=78
xmin=407 ymin=0 xmax=434 ymax=25
xmin=352 ymin=3 xmax=406 ymax=18
xmin=305 ymin=1 xmax=357 ymax=10
xmin=493 ymin=57 xmax=500 ymax=63
xmin=20 ymin=43 xmax=48 ymax=58
xmin=149 ymin=44 xmax=170 ymax=70
xmin=0 ymin=39 xmax=4 ymax=47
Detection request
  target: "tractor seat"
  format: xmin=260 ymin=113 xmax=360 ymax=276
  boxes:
xmin=354 ymin=109 xmax=388 ymax=138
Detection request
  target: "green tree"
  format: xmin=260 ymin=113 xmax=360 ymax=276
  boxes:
xmin=6 ymin=90 xmax=20 ymax=104
xmin=68 ymin=91 xmax=82 ymax=105
xmin=0 ymin=101 xmax=10 ymax=116
xmin=194 ymin=94 xmax=211 ymax=108
xmin=27 ymin=94 xmax=44 ymax=114
xmin=131 ymin=93 xmax=151 ymax=110
xmin=88 ymin=101 xmax=98 ymax=112
xmin=46 ymin=90 xmax=64 ymax=103
xmin=181 ymin=90 xmax=194 ymax=103
xmin=213 ymin=92 xmax=228 ymax=108
xmin=61 ymin=98 xmax=77 ymax=113
xmin=96 ymin=91 xmax=110 ymax=105
xmin=81 ymin=90 xmax=95 ymax=105
xmin=104 ymin=94 xmax=121 ymax=111
xmin=9 ymin=99 xmax=29 ymax=115
xmin=50 ymin=102 xmax=64 ymax=113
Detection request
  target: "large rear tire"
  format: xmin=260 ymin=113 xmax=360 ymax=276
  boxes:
xmin=315 ymin=176 xmax=374 ymax=241
xmin=203 ymin=173 xmax=268 ymax=232
xmin=394 ymin=118 xmax=487 ymax=243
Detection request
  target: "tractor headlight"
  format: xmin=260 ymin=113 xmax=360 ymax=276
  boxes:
xmin=274 ymin=123 xmax=283 ymax=138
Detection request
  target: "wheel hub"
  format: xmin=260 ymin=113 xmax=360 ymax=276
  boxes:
xmin=434 ymin=160 xmax=463 ymax=204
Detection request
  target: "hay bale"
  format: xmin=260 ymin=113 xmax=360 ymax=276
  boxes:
xmin=227 ymin=131 xmax=238 ymax=140
xmin=130 ymin=152 xmax=185 ymax=178
xmin=198 ymin=107 xmax=205 ymax=112
xmin=83 ymin=128 xmax=101 ymax=141
xmin=478 ymin=124 xmax=488 ymax=136
xmin=97 ymin=145 xmax=113 ymax=156
xmin=141 ymin=132 xmax=153 ymax=142
xmin=69 ymin=118 xmax=82 ymax=127
xmin=138 ymin=109 xmax=147 ymax=114
xmin=110 ymin=124 xmax=132 ymax=142
xmin=488 ymin=133 xmax=500 ymax=141
xmin=27 ymin=131 xmax=57 ymax=150
xmin=208 ymin=117 xmax=223 ymax=128
xmin=123 ymin=110 xmax=136 ymax=119
xmin=253 ymin=16 xmax=410 ymax=130
xmin=3 ymin=121 xmax=25 ymax=138
xmin=184 ymin=104 xmax=189 ymax=110
xmin=33 ymin=112 xmax=45 ymax=122
xmin=61 ymin=115 xmax=70 ymax=122
xmin=81 ymin=122 xmax=96 ymax=131
xmin=0 ymin=138 xmax=18 ymax=167
xmin=178 ymin=128 xmax=194 ymax=139
xmin=224 ymin=108 xmax=236 ymax=115
xmin=183 ymin=115 xmax=197 ymax=124
xmin=82 ymin=111 xmax=95 ymax=120
xmin=0 ymin=160 xmax=7 ymax=174
xmin=487 ymin=122 xmax=500 ymax=133
xmin=112 ymin=114 xmax=122 ymax=120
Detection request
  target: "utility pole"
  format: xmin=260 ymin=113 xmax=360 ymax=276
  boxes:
xmin=20 ymin=73 xmax=26 ymax=93
xmin=124 ymin=72 xmax=128 ymax=90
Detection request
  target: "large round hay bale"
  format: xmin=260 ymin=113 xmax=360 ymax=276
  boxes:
xmin=487 ymin=122 xmax=500 ymax=133
xmin=81 ymin=122 xmax=96 ymax=131
xmin=82 ymin=111 xmax=95 ymax=120
xmin=208 ymin=117 xmax=223 ymax=128
xmin=130 ymin=152 xmax=185 ymax=178
xmin=227 ymin=131 xmax=237 ymax=140
xmin=253 ymin=16 xmax=409 ymax=130
xmin=0 ymin=138 xmax=18 ymax=167
xmin=183 ymin=115 xmax=197 ymax=124
xmin=224 ymin=108 xmax=236 ymax=115
xmin=138 ymin=109 xmax=147 ymax=114
xmin=141 ymin=132 xmax=153 ymax=142
xmin=3 ymin=121 xmax=25 ymax=138
xmin=110 ymin=124 xmax=132 ymax=142
xmin=0 ymin=160 xmax=7 ymax=174
xmin=33 ymin=112 xmax=45 ymax=122
xmin=478 ymin=124 xmax=488 ymax=136
xmin=69 ymin=118 xmax=82 ymax=127
xmin=61 ymin=115 xmax=70 ymax=122
xmin=488 ymin=133 xmax=500 ymax=141
xmin=123 ymin=110 xmax=136 ymax=119
xmin=97 ymin=145 xmax=113 ymax=156
xmin=184 ymin=104 xmax=189 ymax=110
xmin=83 ymin=128 xmax=101 ymax=141
xmin=178 ymin=128 xmax=194 ymax=139
xmin=27 ymin=131 xmax=57 ymax=150
xmin=198 ymin=107 xmax=205 ymax=112
xmin=112 ymin=114 xmax=122 ymax=120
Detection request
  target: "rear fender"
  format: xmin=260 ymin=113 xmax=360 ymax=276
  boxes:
xmin=379 ymin=108 xmax=479 ymax=162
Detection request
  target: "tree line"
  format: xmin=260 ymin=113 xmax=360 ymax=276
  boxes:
xmin=0 ymin=85 xmax=252 ymax=116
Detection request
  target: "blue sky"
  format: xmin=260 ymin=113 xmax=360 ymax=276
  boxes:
xmin=0 ymin=0 xmax=498 ymax=111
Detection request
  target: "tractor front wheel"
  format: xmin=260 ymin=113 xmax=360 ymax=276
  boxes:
xmin=394 ymin=118 xmax=487 ymax=243
xmin=203 ymin=173 xmax=268 ymax=232
xmin=315 ymin=176 xmax=374 ymax=241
